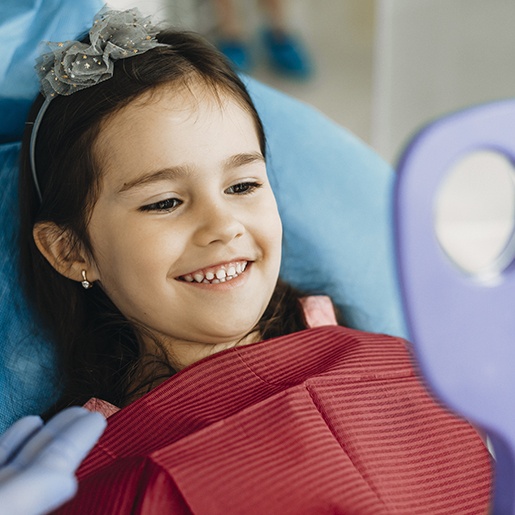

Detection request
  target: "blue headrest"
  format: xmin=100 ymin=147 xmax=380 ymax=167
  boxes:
xmin=0 ymin=0 xmax=406 ymax=432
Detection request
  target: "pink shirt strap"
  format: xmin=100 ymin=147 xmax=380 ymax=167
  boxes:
xmin=83 ymin=397 xmax=120 ymax=418
xmin=299 ymin=295 xmax=338 ymax=328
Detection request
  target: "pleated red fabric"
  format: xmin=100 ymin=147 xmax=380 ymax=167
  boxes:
xmin=55 ymin=326 xmax=492 ymax=514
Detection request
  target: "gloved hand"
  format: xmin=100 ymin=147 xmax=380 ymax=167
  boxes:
xmin=0 ymin=406 xmax=106 ymax=514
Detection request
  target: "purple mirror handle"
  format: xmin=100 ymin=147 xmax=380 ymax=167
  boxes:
xmin=395 ymin=99 xmax=515 ymax=514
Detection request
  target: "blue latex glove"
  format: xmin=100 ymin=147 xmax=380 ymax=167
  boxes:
xmin=0 ymin=407 xmax=106 ymax=514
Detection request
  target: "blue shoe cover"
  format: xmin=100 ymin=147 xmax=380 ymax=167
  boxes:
xmin=217 ymin=39 xmax=252 ymax=72
xmin=262 ymin=29 xmax=313 ymax=78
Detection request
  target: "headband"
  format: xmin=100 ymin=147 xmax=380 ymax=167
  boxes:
xmin=29 ymin=5 xmax=165 ymax=202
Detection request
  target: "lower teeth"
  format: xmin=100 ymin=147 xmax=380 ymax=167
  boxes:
xmin=200 ymin=274 xmax=237 ymax=284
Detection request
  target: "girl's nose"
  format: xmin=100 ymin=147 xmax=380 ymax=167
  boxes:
xmin=192 ymin=201 xmax=245 ymax=247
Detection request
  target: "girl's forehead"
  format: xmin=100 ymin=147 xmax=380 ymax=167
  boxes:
xmin=99 ymin=81 xmax=250 ymax=138
xmin=137 ymin=81 xmax=241 ymax=116
xmin=93 ymin=81 xmax=261 ymax=188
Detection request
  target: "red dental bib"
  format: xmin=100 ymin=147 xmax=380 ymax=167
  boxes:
xmin=58 ymin=324 xmax=491 ymax=514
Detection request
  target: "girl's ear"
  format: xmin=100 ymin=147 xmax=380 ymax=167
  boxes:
xmin=33 ymin=222 xmax=99 ymax=283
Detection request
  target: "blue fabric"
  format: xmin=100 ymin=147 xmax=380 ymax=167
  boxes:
xmin=0 ymin=142 xmax=58 ymax=432
xmin=0 ymin=0 xmax=407 ymax=432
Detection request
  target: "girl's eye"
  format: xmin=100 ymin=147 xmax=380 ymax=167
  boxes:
xmin=225 ymin=181 xmax=262 ymax=195
xmin=140 ymin=198 xmax=182 ymax=212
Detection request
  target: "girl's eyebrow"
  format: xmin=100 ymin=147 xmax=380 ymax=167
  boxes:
xmin=223 ymin=151 xmax=265 ymax=170
xmin=118 ymin=166 xmax=190 ymax=193
xmin=117 ymin=152 xmax=265 ymax=194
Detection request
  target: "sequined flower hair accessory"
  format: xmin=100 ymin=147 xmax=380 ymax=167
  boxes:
xmin=37 ymin=5 xmax=165 ymax=98
xmin=30 ymin=5 xmax=166 ymax=201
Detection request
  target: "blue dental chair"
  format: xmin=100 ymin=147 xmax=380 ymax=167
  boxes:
xmin=0 ymin=0 xmax=405 ymax=433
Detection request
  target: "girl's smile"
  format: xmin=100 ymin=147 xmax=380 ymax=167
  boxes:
xmin=177 ymin=259 xmax=250 ymax=285
xmin=82 ymin=83 xmax=283 ymax=369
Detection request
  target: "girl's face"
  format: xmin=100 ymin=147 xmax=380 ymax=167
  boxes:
xmin=87 ymin=84 xmax=282 ymax=369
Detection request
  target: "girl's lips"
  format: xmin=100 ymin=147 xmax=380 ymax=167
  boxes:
xmin=177 ymin=260 xmax=250 ymax=285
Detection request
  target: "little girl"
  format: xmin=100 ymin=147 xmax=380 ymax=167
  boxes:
xmin=19 ymin=6 xmax=491 ymax=513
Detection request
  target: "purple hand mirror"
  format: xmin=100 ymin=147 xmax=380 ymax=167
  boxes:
xmin=395 ymin=100 xmax=515 ymax=514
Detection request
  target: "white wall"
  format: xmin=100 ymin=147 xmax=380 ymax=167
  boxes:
xmin=373 ymin=0 xmax=515 ymax=163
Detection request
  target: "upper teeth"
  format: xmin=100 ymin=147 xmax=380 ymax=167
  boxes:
xmin=181 ymin=261 xmax=248 ymax=284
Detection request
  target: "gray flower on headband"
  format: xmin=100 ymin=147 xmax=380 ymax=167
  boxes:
xmin=36 ymin=6 xmax=165 ymax=98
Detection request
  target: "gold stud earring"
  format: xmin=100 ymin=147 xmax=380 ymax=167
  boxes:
xmin=81 ymin=270 xmax=92 ymax=289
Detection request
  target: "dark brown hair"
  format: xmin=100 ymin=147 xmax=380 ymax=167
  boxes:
xmin=19 ymin=30 xmax=308 ymax=416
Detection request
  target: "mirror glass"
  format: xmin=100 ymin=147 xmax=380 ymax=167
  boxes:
xmin=435 ymin=150 xmax=515 ymax=278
